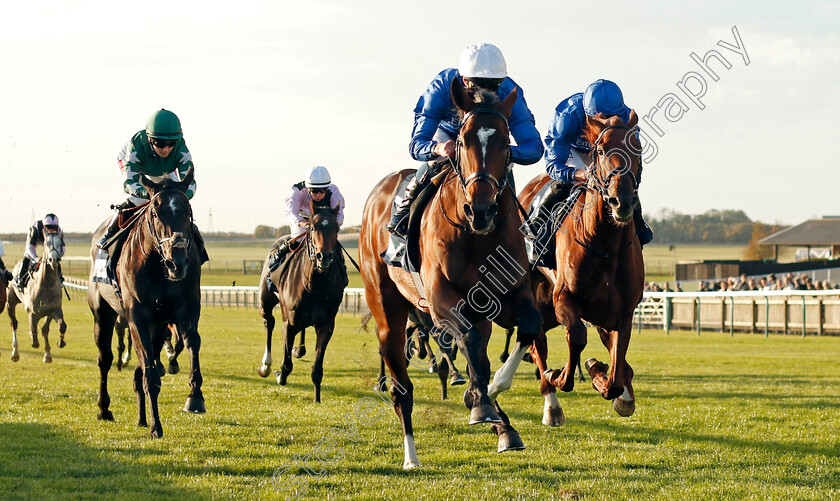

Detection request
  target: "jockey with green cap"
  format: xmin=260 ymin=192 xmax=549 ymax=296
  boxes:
xmin=97 ymin=109 xmax=197 ymax=248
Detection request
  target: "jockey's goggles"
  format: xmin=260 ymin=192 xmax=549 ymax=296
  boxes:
xmin=44 ymin=225 xmax=60 ymax=233
xmin=151 ymin=139 xmax=177 ymax=148
xmin=308 ymin=188 xmax=327 ymax=195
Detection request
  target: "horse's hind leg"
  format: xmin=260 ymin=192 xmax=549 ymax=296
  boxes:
xmin=116 ymin=321 xmax=127 ymax=371
xmin=258 ymin=297 xmax=278 ymax=378
xmin=94 ymin=305 xmax=117 ymax=421
xmin=28 ymin=312 xmax=39 ymax=349
xmin=499 ymin=327 xmax=514 ymax=362
xmin=54 ymin=308 xmax=67 ymax=348
xmin=39 ymin=315 xmax=52 ymax=363
xmin=311 ymin=320 xmax=335 ymax=403
xmin=529 ymin=329 xmax=564 ymax=427
xmin=292 ymin=328 xmax=306 ymax=359
xmin=165 ymin=325 xmax=184 ymax=375
xmin=276 ymin=321 xmax=301 ymax=386
xmin=132 ymin=363 xmax=147 ymax=427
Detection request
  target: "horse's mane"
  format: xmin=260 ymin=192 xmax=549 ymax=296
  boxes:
xmin=457 ymin=88 xmax=501 ymax=120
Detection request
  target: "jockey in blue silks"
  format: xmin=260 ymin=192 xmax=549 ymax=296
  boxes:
xmin=387 ymin=42 xmax=544 ymax=236
xmin=539 ymin=79 xmax=653 ymax=246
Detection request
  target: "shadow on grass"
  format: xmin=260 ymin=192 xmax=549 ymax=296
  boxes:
xmin=0 ymin=423 xmax=202 ymax=499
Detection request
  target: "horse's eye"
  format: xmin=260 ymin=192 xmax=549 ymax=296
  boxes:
xmin=598 ymin=149 xmax=605 ymax=156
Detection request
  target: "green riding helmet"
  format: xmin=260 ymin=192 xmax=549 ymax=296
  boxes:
xmin=146 ymin=109 xmax=183 ymax=140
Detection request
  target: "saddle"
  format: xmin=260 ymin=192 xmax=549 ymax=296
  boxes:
xmin=381 ymin=165 xmax=449 ymax=273
xmin=524 ymin=181 xmax=583 ymax=269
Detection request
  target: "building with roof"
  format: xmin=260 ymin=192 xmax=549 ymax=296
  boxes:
xmin=759 ymin=216 xmax=840 ymax=260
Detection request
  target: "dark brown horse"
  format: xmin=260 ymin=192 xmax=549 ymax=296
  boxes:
xmin=521 ymin=111 xmax=645 ymax=421
xmin=359 ymin=78 xmax=542 ymax=468
xmin=257 ymin=204 xmax=347 ymax=403
xmin=88 ymin=168 xmax=204 ymax=438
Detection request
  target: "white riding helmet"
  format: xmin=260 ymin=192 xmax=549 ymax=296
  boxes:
xmin=458 ymin=42 xmax=507 ymax=79
xmin=43 ymin=213 xmax=60 ymax=232
xmin=305 ymin=166 xmax=331 ymax=189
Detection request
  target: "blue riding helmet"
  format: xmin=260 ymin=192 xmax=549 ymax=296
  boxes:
xmin=583 ymin=79 xmax=625 ymax=117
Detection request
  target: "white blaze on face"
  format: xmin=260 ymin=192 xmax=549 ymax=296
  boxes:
xmin=476 ymin=127 xmax=496 ymax=168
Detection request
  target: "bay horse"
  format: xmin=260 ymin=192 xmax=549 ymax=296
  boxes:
xmin=359 ymin=78 xmax=542 ymax=468
xmin=520 ymin=111 xmax=644 ymax=421
xmin=8 ymin=231 xmax=67 ymax=363
xmin=88 ymin=168 xmax=204 ymax=438
xmin=257 ymin=204 xmax=347 ymax=403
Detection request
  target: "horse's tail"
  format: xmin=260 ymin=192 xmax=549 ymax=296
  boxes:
xmin=359 ymin=312 xmax=374 ymax=333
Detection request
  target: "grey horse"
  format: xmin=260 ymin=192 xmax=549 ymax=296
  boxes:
xmin=8 ymin=232 xmax=67 ymax=363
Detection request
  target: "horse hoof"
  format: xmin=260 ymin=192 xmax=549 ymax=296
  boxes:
xmin=10 ymin=351 xmax=19 ymax=362
xmin=184 ymin=396 xmax=206 ymax=414
xmin=469 ymin=404 xmax=502 ymax=425
xmin=403 ymin=460 xmax=419 ymax=470
xmin=542 ymin=406 xmax=566 ymax=427
xmin=98 ymin=410 xmax=115 ymax=421
xmin=31 ymin=341 xmax=39 ymax=349
xmin=613 ymin=397 xmax=635 ymax=417
xmin=257 ymin=364 xmax=271 ymax=378
xmin=463 ymin=389 xmax=474 ymax=410
xmin=499 ymin=353 xmax=509 ymax=363
xmin=156 ymin=362 xmax=166 ymax=377
xmin=522 ymin=352 xmax=533 ymax=363
xmin=167 ymin=360 xmax=180 ymax=375
xmin=292 ymin=346 xmax=306 ymax=358
xmin=58 ymin=339 xmax=66 ymax=349
xmin=150 ymin=427 xmax=163 ymax=439
xmin=450 ymin=373 xmax=466 ymax=386
xmin=43 ymin=353 xmax=52 ymax=363
xmin=428 ymin=365 xmax=436 ymax=374
xmin=497 ymin=429 xmax=526 ymax=453
xmin=585 ymin=358 xmax=608 ymax=378
xmin=275 ymin=370 xmax=287 ymax=386
xmin=117 ymin=360 xmax=123 ymax=371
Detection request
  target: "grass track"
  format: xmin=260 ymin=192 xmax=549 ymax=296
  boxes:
xmin=0 ymin=300 xmax=838 ymax=500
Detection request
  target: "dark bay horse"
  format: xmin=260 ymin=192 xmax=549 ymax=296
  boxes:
xmin=257 ymin=205 xmax=347 ymax=403
xmin=8 ymin=231 xmax=67 ymax=363
xmin=360 ymin=78 xmax=542 ymax=468
xmin=88 ymin=168 xmax=204 ymax=438
xmin=521 ymin=111 xmax=645 ymax=421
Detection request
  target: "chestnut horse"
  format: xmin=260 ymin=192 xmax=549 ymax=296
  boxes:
xmin=88 ymin=168 xmax=204 ymax=438
xmin=257 ymin=204 xmax=347 ymax=403
xmin=520 ymin=112 xmax=644 ymax=421
xmin=360 ymin=79 xmax=542 ymax=468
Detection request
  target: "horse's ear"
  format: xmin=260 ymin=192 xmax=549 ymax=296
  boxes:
xmin=174 ymin=166 xmax=195 ymax=193
xmin=500 ymin=87 xmax=517 ymax=118
xmin=627 ymin=109 xmax=638 ymax=128
xmin=584 ymin=113 xmax=608 ymax=143
xmin=141 ymin=174 xmax=164 ymax=196
xmin=450 ymin=77 xmax=474 ymax=113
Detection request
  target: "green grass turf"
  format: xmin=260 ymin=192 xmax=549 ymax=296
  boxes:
xmin=0 ymin=300 xmax=838 ymax=500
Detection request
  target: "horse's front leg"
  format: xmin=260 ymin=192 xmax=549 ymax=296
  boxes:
xmin=54 ymin=308 xmax=67 ymax=348
xmin=293 ymin=328 xmax=306 ymax=359
xmin=276 ymin=321 xmax=301 ymax=386
xmin=311 ymin=318 xmax=335 ymax=403
xmin=181 ymin=322 xmax=206 ymax=414
xmin=529 ymin=330 xmax=564 ymax=427
xmin=487 ymin=283 xmax=542 ymax=401
xmin=8 ymin=293 xmax=20 ymax=362
xmin=588 ymin=322 xmax=635 ymax=416
xmin=258 ymin=297 xmax=278 ymax=378
xmin=545 ymin=290 xmax=588 ymax=393
xmin=28 ymin=312 xmax=40 ymax=349
xmin=94 ymin=306 xmax=117 ymax=421
xmin=130 ymin=317 xmax=164 ymax=438
xmin=39 ymin=314 xmax=52 ymax=363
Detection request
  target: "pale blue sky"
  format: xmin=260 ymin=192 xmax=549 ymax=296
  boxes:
xmin=1 ymin=1 xmax=838 ymax=233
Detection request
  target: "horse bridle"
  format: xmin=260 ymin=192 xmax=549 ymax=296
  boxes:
xmin=586 ymin=124 xmax=640 ymax=199
xmin=452 ymin=109 xmax=513 ymax=202
xmin=305 ymin=213 xmax=337 ymax=269
xmin=146 ymin=190 xmax=193 ymax=264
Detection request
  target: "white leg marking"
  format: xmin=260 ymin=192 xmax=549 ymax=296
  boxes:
xmin=619 ymin=386 xmax=633 ymax=401
xmin=403 ymin=435 xmax=419 ymax=470
xmin=488 ymin=342 xmax=526 ymax=400
xmin=262 ymin=347 xmax=272 ymax=366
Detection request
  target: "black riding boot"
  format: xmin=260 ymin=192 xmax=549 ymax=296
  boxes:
xmin=16 ymin=256 xmax=31 ymax=287
xmin=0 ymin=257 xmax=11 ymax=282
xmin=386 ymin=160 xmax=442 ymax=237
xmin=526 ymin=181 xmax=573 ymax=240
xmin=634 ymin=205 xmax=653 ymax=247
xmin=97 ymin=201 xmax=133 ymax=249
xmin=265 ymin=238 xmax=298 ymax=293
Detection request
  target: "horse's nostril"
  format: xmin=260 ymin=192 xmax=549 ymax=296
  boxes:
xmin=463 ymin=204 xmax=474 ymax=219
xmin=607 ymin=197 xmax=620 ymax=208
xmin=486 ymin=203 xmax=498 ymax=220
xmin=316 ymin=252 xmax=323 ymax=260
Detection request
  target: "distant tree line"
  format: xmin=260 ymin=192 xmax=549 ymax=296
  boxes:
xmin=647 ymin=209 xmax=785 ymax=246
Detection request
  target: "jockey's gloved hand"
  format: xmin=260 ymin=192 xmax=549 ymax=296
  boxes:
xmin=2 ymin=269 xmax=12 ymax=281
